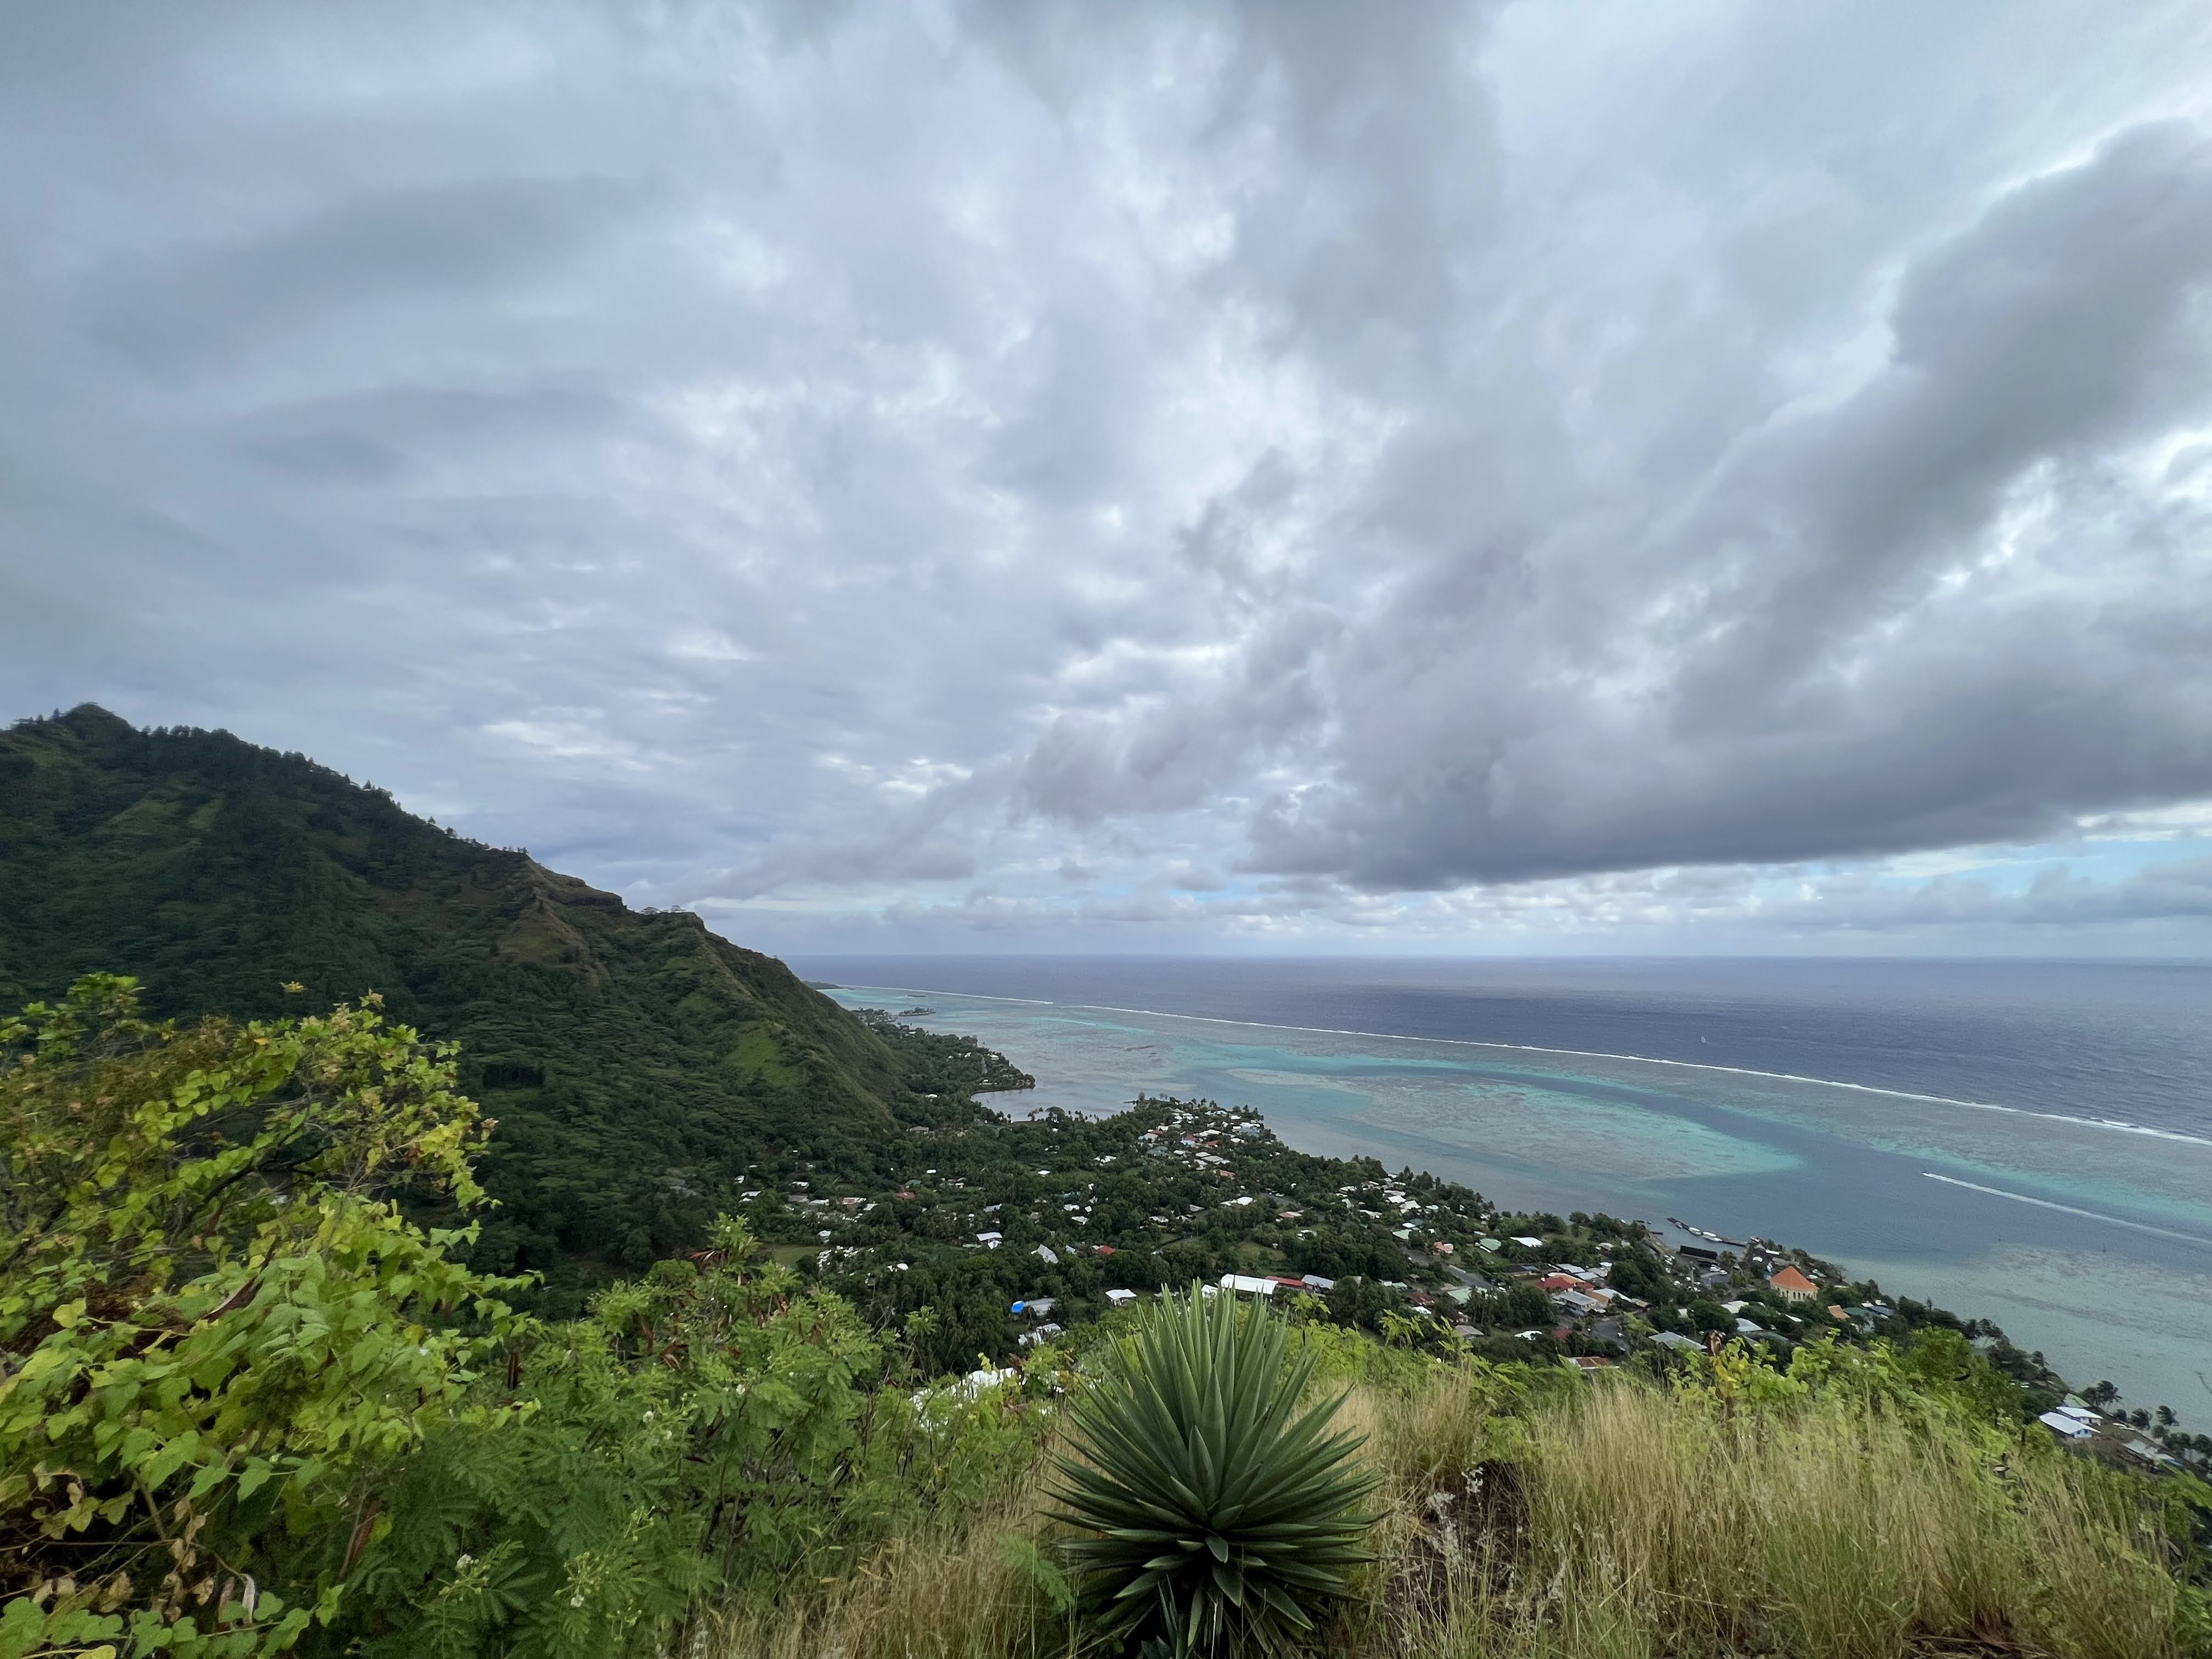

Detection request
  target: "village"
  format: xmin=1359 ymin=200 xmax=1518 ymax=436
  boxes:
xmin=741 ymin=1088 xmax=2205 ymax=1479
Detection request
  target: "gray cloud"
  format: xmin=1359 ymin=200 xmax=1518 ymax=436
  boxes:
xmin=692 ymin=850 xmax=2212 ymax=956
xmin=1786 ymin=858 xmax=2212 ymax=932
xmin=1231 ymin=120 xmax=2212 ymax=888
xmin=86 ymin=176 xmax=647 ymax=374
xmin=4 ymin=1 xmax=2211 ymax=951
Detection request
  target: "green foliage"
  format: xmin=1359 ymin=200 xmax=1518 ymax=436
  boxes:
xmin=3 ymin=970 xmax=2203 ymax=1659
xmin=1754 ymin=1328 xmax=2036 ymax=1435
xmin=1600 ymin=1251 xmax=1664 ymax=1301
xmin=851 ymin=1009 xmax=1037 ymax=1096
xmin=1 ymin=975 xmax=522 ymax=1656
xmin=335 ymin=1218 xmax=889 ymax=1658
xmin=1049 ymin=1288 xmax=1379 ymax=1658
xmin=0 ymin=974 xmax=1045 ymax=1659
xmin=1494 ymin=1284 xmax=1553 ymax=1330
xmin=0 ymin=708 xmax=930 ymax=1299
xmin=1895 ymin=1326 xmax=2035 ymax=1424
xmin=1686 ymin=1297 xmax=1732 ymax=1333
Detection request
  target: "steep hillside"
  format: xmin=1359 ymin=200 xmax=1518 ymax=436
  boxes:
xmin=0 ymin=704 xmax=939 ymax=1307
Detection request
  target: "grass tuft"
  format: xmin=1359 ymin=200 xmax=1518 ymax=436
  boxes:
xmin=713 ymin=1358 xmax=2210 ymax=1659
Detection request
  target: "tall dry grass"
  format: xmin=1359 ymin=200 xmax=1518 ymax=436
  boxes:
xmin=709 ymin=1365 xmax=2206 ymax=1659
xmin=710 ymin=1498 xmax=1076 ymax=1659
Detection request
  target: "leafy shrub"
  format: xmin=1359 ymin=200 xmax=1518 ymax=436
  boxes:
xmin=334 ymin=1219 xmax=891 ymax=1658
xmin=1048 ymin=1287 xmax=1378 ymax=1657
xmin=0 ymin=975 xmax=1044 ymax=1659
xmin=0 ymin=974 xmax=523 ymax=1656
xmin=1687 ymin=1297 xmax=1733 ymax=1333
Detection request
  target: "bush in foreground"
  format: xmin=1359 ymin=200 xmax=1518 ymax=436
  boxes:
xmin=1 ymin=978 xmax=1032 ymax=1659
xmin=1048 ymin=1288 xmax=1378 ymax=1657
xmin=1 ymin=975 xmax=521 ymax=1657
xmin=725 ymin=1331 xmax=2212 ymax=1659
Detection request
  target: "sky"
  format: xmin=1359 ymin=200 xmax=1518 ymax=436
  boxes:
xmin=5 ymin=2 xmax=2212 ymax=957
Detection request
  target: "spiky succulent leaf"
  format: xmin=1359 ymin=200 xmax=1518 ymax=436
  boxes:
xmin=1048 ymin=1288 xmax=1378 ymax=1657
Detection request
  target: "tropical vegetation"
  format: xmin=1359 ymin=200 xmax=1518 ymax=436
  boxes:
xmin=5 ymin=706 xmax=2210 ymax=1657
xmin=0 ymin=976 xmax=1039 ymax=1658
xmin=1048 ymin=1287 xmax=1376 ymax=1656
xmin=733 ymin=1336 xmax=2212 ymax=1659
xmin=4 ymin=976 xmax=2208 ymax=1658
xmin=0 ymin=706 xmax=1012 ymax=1314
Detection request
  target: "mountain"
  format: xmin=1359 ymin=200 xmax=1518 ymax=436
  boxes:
xmin=0 ymin=704 xmax=949 ymax=1308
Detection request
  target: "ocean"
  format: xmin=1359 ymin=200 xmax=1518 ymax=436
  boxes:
xmin=794 ymin=956 xmax=2212 ymax=1420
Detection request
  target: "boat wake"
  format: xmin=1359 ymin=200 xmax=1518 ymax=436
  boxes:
xmin=1920 ymin=1173 xmax=2212 ymax=1249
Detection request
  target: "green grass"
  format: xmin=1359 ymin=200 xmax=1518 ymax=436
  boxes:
xmin=727 ymin=1022 xmax=800 ymax=1086
xmin=708 ymin=1356 xmax=2211 ymax=1659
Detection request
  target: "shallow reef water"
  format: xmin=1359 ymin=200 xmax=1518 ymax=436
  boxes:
xmin=814 ymin=958 xmax=2212 ymax=1419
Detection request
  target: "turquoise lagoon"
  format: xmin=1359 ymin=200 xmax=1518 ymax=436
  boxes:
xmin=827 ymin=985 xmax=2212 ymax=1420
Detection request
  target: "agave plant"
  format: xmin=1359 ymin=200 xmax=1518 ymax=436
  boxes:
xmin=1048 ymin=1286 xmax=1379 ymax=1657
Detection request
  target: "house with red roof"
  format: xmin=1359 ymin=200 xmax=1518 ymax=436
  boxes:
xmin=1768 ymin=1264 xmax=1818 ymax=1301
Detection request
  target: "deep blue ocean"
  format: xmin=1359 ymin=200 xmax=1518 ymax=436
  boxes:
xmin=794 ymin=956 xmax=2212 ymax=1416
xmin=795 ymin=956 xmax=2212 ymax=1138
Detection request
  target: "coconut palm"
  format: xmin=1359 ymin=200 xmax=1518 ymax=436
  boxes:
xmin=1048 ymin=1286 xmax=1379 ymax=1657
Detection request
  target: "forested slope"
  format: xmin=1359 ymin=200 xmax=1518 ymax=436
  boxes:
xmin=0 ymin=704 xmax=949 ymax=1306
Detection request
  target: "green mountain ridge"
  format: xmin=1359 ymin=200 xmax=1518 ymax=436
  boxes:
xmin=0 ymin=703 xmax=939 ymax=1308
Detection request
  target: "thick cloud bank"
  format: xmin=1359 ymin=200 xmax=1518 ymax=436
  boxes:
xmin=4 ymin=2 xmax=2211 ymax=950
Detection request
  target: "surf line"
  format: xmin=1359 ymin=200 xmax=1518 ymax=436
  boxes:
xmin=1920 ymin=1173 xmax=2212 ymax=1250
xmin=831 ymin=984 xmax=2212 ymax=1151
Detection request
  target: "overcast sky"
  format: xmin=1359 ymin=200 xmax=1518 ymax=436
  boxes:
xmin=7 ymin=2 xmax=2212 ymax=956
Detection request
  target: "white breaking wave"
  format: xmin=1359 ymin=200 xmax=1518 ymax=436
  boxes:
xmin=832 ymin=983 xmax=2212 ymax=1152
xmin=1920 ymin=1173 xmax=2212 ymax=1249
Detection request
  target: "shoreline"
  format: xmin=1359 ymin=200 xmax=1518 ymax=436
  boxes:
xmin=825 ymin=981 xmax=2212 ymax=1151
xmin=825 ymin=983 xmax=2212 ymax=1421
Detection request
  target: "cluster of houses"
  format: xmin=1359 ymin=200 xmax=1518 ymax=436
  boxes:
xmin=1008 ymin=1284 xmax=1154 ymax=1345
xmin=1137 ymin=1104 xmax=1272 ymax=1183
xmin=738 ymin=1177 xmax=884 ymax=1247
xmin=1005 ymin=1272 xmax=1339 ymax=1342
xmin=1176 ymin=1231 xmax=1853 ymax=1368
xmin=1536 ymin=1265 xmax=1622 ymax=1318
xmin=2035 ymin=1401 xmax=2183 ymax=1472
xmin=968 ymin=1275 xmax=2190 ymax=1480
xmin=1453 ymin=1233 xmax=1859 ymax=1360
